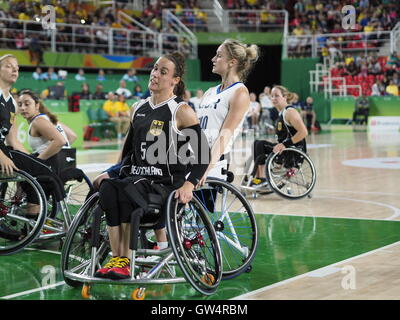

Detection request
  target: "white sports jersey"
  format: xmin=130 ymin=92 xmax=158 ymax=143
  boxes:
xmin=196 ymin=82 xmax=246 ymax=154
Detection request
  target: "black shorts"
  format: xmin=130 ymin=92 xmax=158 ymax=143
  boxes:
xmin=98 ymin=176 xmax=181 ymax=228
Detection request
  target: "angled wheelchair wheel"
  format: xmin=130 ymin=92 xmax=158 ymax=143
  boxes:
xmin=61 ymin=192 xmax=109 ymax=287
xmin=62 ymin=169 xmax=94 ymax=217
xmin=195 ymin=178 xmax=258 ymax=279
xmin=0 ymin=170 xmax=47 ymax=255
xmin=166 ymin=191 xmax=222 ymax=296
xmin=265 ymin=147 xmax=316 ymax=200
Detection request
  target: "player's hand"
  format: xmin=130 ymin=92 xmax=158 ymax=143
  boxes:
xmin=273 ymin=143 xmax=286 ymax=154
xmin=0 ymin=154 xmax=18 ymax=176
xmin=175 ymin=181 xmax=195 ymax=204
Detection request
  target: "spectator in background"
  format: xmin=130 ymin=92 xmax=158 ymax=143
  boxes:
xmin=386 ymin=80 xmax=399 ymax=96
xmin=393 ymin=72 xmax=400 ymax=86
xmin=183 ymin=90 xmax=195 ymax=110
xmin=42 ymin=67 xmax=58 ymax=81
xmin=189 ymin=88 xmax=203 ymax=110
xmin=345 ymin=61 xmax=359 ymax=76
xmin=58 ymin=69 xmax=68 ymax=80
xmin=259 ymin=86 xmax=277 ymax=124
xmin=41 ymin=82 xmax=67 ymax=100
xmin=369 ymin=58 xmax=382 ymax=75
xmin=301 ymin=96 xmax=317 ymax=130
xmin=97 ymin=69 xmax=106 ymax=81
xmin=102 ymin=92 xmax=131 ymax=139
xmin=247 ymin=92 xmax=261 ymax=130
xmin=387 ymin=52 xmax=399 ymax=67
xmin=28 ymin=34 xmax=43 ymax=65
xmin=115 ymin=80 xmax=132 ymax=98
xmin=132 ymin=84 xmax=143 ymax=98
xmin=291 ymin=93 xmax=302 ymax=112
xmin=381 ymin=75 xmax=390 ymax=87
xmin=93 ymin=83 xmax=107 ymax=100
xmin=385 ymin=64 xmax=398 ymax=79
xmin=352 ymin=94 xmax=369 ymax=125
xmin=32 ymin=67 xmax=44 ymax=80
xmin=371 ymin=79 xmax=384 ymax=96
xmin=79 ymin=83 xmax=92 ymax=100
xmin=75 ymin=68 xmax=86 ymax=81
xmin=122 ymin=68 xmax=138 ymax=83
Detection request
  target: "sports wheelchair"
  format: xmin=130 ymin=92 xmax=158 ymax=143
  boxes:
xmin=0 ymin=148 xmax=93 ymax=255
xmin=61 ymin=162 xmax=257 ymax=299
xmin=61 ymin=190 xmax=223 ymax=299
xmin=240 ymin=147 xmax=316 ymax=200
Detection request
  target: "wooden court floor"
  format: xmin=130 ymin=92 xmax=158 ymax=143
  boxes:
xmin=1 ymin=127 xmax=400 ymax=300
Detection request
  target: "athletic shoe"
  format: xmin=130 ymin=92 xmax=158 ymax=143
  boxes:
xmin=107 ymin=257 xmax=131 ymax=280
xmin=140 ymin=245 xmax=161 ymax=263
xmin=42 ymin=220 xmax=55 ymax=234
xmin=250 ymin=177 xmax=267 ymax=186
xmin=94 ymin=256 xmax=120 ymax=278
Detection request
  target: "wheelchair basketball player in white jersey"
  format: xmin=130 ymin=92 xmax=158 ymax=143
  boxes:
xmin=195 ymin=39 xmax=260 ymax=184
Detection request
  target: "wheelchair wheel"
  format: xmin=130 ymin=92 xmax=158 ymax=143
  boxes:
xmin=62 ymin=169 xmax=94 ymax=217
xmin=166 ymin=191 xmax=222 ymax=296
xmin=0 ymin=170 xmax=47 ymax=255
xmin=61 ymin=192 xmax=109 ymax=287
xmin=195 ymin=178 xmax=258 ymax=279
xmin=265 ymin=147 xmax=316 ymax=200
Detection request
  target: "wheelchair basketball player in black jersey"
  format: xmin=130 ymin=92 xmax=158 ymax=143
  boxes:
xmin=94 ymin=52 xmax=211 ymax=280
xmin=250 ymin=85 xmax=308 ymax=186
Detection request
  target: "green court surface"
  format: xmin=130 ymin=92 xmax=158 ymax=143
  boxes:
xmin=1 ymin=213 xmax=400 ymax=300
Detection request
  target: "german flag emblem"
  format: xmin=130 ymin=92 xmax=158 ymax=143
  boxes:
xmin=149 ymin=120 xmax=164 ymax=136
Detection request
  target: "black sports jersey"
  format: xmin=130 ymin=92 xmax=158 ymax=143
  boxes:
xmin=0 ymin=90 xmax=16 ymax=141
xmin=276 ymin=105 xmax=306 ymax=151
xmin=122 ymin=96 xmax=190 ymax=185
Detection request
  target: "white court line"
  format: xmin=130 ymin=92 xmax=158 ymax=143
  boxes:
xmin=318 ymin=189 xmax=400 ymax=196
xmin=252 ymin=194 xmax=400 ymax=221
xmin=0 ymin=248 xmax=64 ymax=300
xmin=231 ymin=240 xmax=400 ymax=300
xmin=1 ymin=281 xmax=66 ymax=300
xmin=314 ymin=195 xmax=400 ymax=220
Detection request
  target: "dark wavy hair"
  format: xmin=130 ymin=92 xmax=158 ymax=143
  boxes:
xmin=163 ymin=52 xmax=186 ymax=98
xmin=18 ymin=89 xmax=58 ymax=125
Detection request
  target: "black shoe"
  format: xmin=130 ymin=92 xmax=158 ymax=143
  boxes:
xmin=0 ymin=221 xmax=21 ymax=241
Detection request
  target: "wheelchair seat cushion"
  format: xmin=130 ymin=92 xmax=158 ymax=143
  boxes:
xmin=103 ymin=176 xmax=176 ymax=228
xmin=59 ymin=168 xmax=85 ymax=184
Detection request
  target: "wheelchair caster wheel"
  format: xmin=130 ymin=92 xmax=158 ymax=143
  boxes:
xmin=200 ymin=273 xmax=215 ymax=286
xmin=307 ymin=193 xmax=312 ymax=199
xmin=245 ymin=265 xmax=252 ymax=273
xmin=81 ymin=284 xmax=91 ymax=299
xmin=132 ymin=288 xmax=146 ymax=300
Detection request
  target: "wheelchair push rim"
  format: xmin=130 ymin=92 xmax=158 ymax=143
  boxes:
xmin=166 ymin=191 xmax=223 ymax=296
xmin=196 ymin=178 xmax=258 ymax=279
xmin=266 ymin=147 xmax=316 ymax=200
xmin=0 ymin=170 xmax=47 ymax=255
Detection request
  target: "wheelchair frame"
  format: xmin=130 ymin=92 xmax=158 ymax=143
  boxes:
xmin=61 ymin=172 xmax=258 ymax=299
xmin=61 ymin=191 xmax=223 ymax=299
xmin=0 ymin=161 xmax=94 ymax=255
